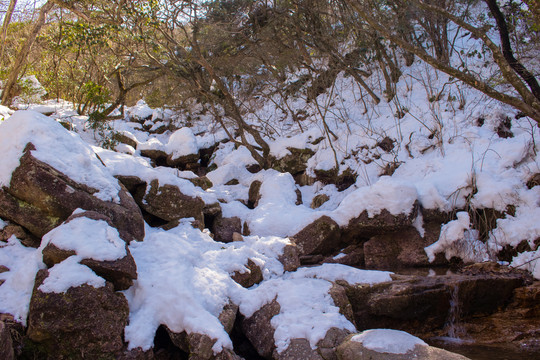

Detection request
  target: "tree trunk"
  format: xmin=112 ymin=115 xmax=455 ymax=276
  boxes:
xmin=0 ymin=0 xmax=18 ymax=63
xmin=1 ymin=1 xmax=54 ymax=105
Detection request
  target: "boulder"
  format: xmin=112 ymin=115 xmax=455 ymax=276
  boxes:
xmin=166 ymin=153 xmax=200 ymax=169
xmin=213 ymin=217 xmax=242 ymax=243
xmin=341 ymin=202 xmax=419 ymax=244
xmin=0 ymin=145 xmax=144 ymax=242
xmin=363 ymin=223 xmax=447 ymax=270
xmin=310 ymin=194 xmax=329 ymax=209
xmin=135 ymin=179 xmax=205 ymax=224
xmin=232 ymin=259 xmax=263 ymax=288
xmin=190 ymin=176 xmax=213 ymax=190
xmin=336 ymin=331 xmax=469 ymax=360
xmin=0 ymin=222 xmax=40 ymax=248
xmin=322 ymin=244 xmax=365 ymax=268
xmin=291 ymin=216 xmax=342 ymax=258
xmin=27 ymin=269 xmax=129 ymax=359
xmin=40 ymin=211 xmax=137 ymax=291
xmin=166 ymin=303 xmax=239 ymax=360
xmin=241 ymin=299 xmax=280 ymax=359
xmin=272 ymin=148 xmax=314 ymax=176
xmin=248 ymin=180 xmax=262 ymax=209
xmin=345 ymin=272 xmax=527 ymax=338
xmin=277 ymin=244 xmax=301 ymax=272
xmin=0 ymin=321 xmax=14 ymax=360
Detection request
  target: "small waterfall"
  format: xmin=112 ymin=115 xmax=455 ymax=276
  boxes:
xmin=435 ymin=283 xmax=472 ymax=344
xmin=445 ymin=283 xmax=466 ymax=340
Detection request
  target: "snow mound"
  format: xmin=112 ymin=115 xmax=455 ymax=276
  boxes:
xmin=38 ymin=256 xmax=106 ymax=293
xmin=43 ymin=215 xmax=126 ymax=261
xmin=0 ymin=110 xmax=121 ymax=203
xmin=351 ymin=329 xmax=427 ymax=354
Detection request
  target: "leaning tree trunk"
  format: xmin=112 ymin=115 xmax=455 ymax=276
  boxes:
xmin=1 ymin=1 xmax=54 ymax=105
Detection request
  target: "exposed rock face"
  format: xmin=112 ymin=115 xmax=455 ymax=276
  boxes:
xmin=166 ymin=152 xmax=200 ymax=169
xmin=310 ymin=194 xmax=329 ymax=209
xmin=241 ymin=299 xmax=281 ymax=359
xmin=40 ymin=211 xmax=137 ymax=291
xmin=272 ymin=148 xmax=314 ymax=176
xmin=27 ymin=269 xmax=129 ymax=359
xmin=363 ymin=223 xmax=446 ymax=270
xmin=0 ymin=321 xmax=14 ymax=360
xmin=0 ymin=222 xmax=40 ymax=247
xmin=277 ymin=244 xmax=301 ymax=272
xmin=336 ymin=334 xmax=469 ymax=360
xmin=213 ymin=216 xmax=242 ymax=243
xmin=461 ymin=281 xmax=540 ymax=348
xmin=0 ymin=145 xmax=144 ymax=242
xmin=248 ymin=180 xmax=262 ymax=209
xmin=291 ymin=216 xmax=342 ymax=258
xmin=135 ymin=179 xmax=205 ymax=224
xmin=341 ymin=202 xmax=420 ymax=244
xmin=166 ymin=303 xmax=239 ymax=360
xmin=232 ymin=259 xmax=263 ymax=288
xmin=322 ymin=244 xmax=365 ymax=268
xmin=345 ymin=272 xmax=527 ymax=338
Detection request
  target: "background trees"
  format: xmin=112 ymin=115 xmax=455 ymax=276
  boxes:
xmin=1 ymin=0 xmax=539 ymax=133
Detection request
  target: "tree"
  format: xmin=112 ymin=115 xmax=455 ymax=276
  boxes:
xmin=345 ymin=0 xmax=540 ymax=124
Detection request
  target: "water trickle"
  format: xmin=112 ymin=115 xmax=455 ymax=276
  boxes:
xmin=434 ymin=282 xmax=472 ymax=345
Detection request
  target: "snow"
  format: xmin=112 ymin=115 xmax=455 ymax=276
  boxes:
xmin=38 ymin=256 xmax=106 ymax=293
xmin=42 ymin=215 xmax=127 ymax=261
xmin=123 ymin=222 xmax=291 ymax=352
xmin=0 ymin=236 xmax=45 ymax=325
xmin=0 ymin=111 xmax=121 ymax=203
xmin=166 ymin=127 xmax=199 ymax=160
xmin=331 ymin=176 xmax=418 ymax=226
xmin=351 ymin=329 xmax=427 ymax=354
xmin=424 ymin=212 xmax=489 ymax=263
xmin=289 ymin=263 xmax=393 ymax=285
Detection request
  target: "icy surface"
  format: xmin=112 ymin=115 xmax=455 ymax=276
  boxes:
xmin=351 ymin=329 xmax=427 ymax=354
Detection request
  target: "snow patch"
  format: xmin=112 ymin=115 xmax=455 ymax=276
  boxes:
xmin=351 ymin=329 xmax=427 ymax=354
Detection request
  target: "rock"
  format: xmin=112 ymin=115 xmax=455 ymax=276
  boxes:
xmin=225 ymin=179 xmax=240 ymax=186
xmin=311 ymin=194 xmax=329 ymax=209
xmin=344 ymin=272 xmax=527 ymax=339
xmin=213 ymin=217 xmax=242 ymax=243
xmin=459 ymin=281 xmax=540 ymax=348
xmin=341 ymin=202 xmax=419 ymax=244
xmin=140 ymin=148 xmax=168 ymax=162
xmin=272 ymin=148 xmax=314 ymax=176
xmin=336 ymin=331 xmax=469 ymax=360
xmin=291 ymin=216 xmax=342 ymax=258
xmin=363 ymin=223 xmax=446 ymax=270
xmin=329 ymin=284 xmax=355 ymax=326
xmin=278 ymin=244 xmax=301 ymax=272
xmin=113 ymin=132 xmax=138 ymax=149
xmin=376 ymin=137 xmax=395 ymax=152
xmin=115 ymin=175 xmax=146 ymax=193
xmin=526 ymin=173 xmax=540 ymax=189
xmin=119 ymin=347 xmax=155 ymax=360
xmin=166 ymin=303 xmax=239 ymax=360
xmin=166 ymin=152 xmax=200 ymax=169
xmin=40 ymin=211 xmax=138 ymax=291
xmin=0 ymin=321 xmax=14 ymax=360
xmin=241 ymin=299 xmax=281 ymax=358
xmin=0 ymin=145 xmax=144 ymax=242
xmin=232 ymin=259 xmax=263 ymax=288
xmin=248 ymin=180 xmax=262 ymax=209
xmin=0 ymin=222 xmax=40 ymax=247
xmin=314 ymin=168 xmax=357 ymax=191
xmin=135 ymin=179 xmax=205 ymax=224
xmin=27 ymin=269 xmax=129 ymax=359
xmin=190 ymin=176 xmax=214 ymax=190
xmin=274 ymin=338 xmax=323 ymax=360
xmin=322 ymin=244 xmax=365 ymax=267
